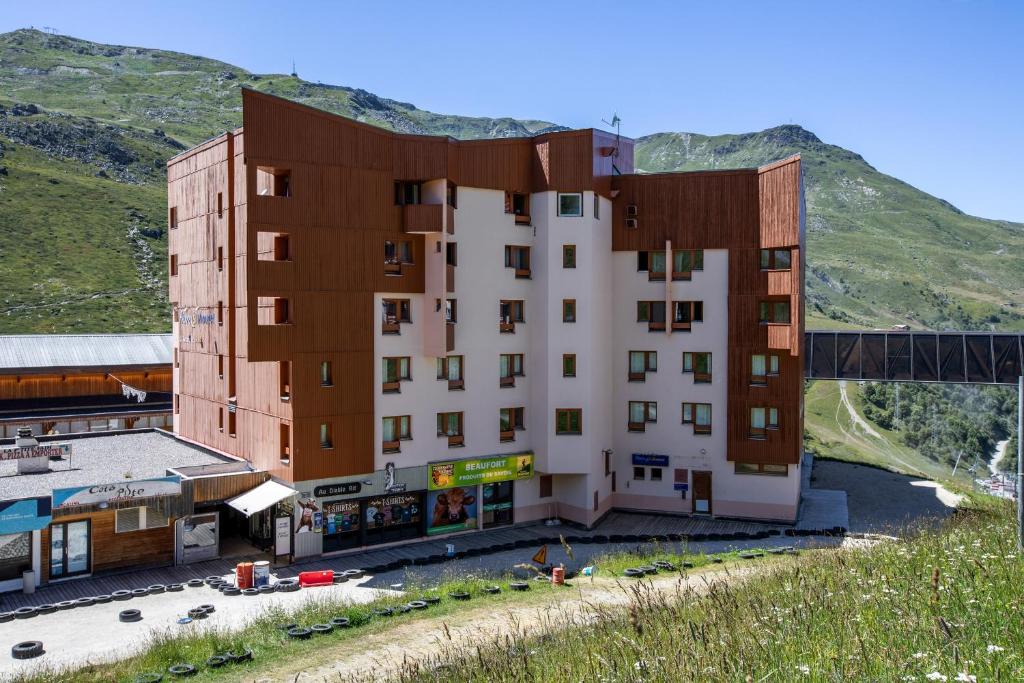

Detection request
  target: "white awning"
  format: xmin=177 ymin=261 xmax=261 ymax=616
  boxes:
xmin=226 ymin=480 xmax=296 ymax=517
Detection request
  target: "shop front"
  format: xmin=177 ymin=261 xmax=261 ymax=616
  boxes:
xmin=426 ymin=452 xmax=533 ymax=536
xmin=0 ymin=496 xmax=50 ymax=592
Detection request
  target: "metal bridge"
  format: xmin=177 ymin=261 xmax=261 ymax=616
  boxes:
xmin=805 ymin=330 xmax=1024 ymax=385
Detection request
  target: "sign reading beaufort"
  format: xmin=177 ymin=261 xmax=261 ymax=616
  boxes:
xmin=53 ymin=475 xmax=182 ymax=508
xmin=429 ymin=453 xmax=534 ymax=491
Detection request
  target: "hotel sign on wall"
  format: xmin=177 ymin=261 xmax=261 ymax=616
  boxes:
xmin=0 ymin=443 xmax=71 ymax=461
xmin=53 ymin=475 xmax=182 ymax=509
xmin=428 ymin=453 xmax=534 ymax=490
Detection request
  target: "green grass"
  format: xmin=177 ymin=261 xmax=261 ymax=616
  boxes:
xmin=389 ymin=498 xmax=1024 ymax=682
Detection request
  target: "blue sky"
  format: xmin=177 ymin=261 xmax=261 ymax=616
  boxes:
xmin=3 ymin=1 xmax=1023 ymax=221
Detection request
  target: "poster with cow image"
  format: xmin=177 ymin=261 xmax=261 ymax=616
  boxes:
xmin=427 ymin=486 xmax=478 ymax=535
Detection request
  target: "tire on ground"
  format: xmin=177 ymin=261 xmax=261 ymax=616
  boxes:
xmin=11 ymin=641 xmax=43 ymax=659
xmin=119 ymin=609 xmax=143 ymax=623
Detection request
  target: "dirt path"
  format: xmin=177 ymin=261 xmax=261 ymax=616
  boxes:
xmin=836 ymin=381 xmax=920 ymax=474
xmin=235 ymin=565 xmax=767 ymax=683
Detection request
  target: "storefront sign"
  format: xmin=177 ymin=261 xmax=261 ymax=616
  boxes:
xmin=427 ymin=487 xmax=478 ymax=535
xmin=323 ymin=500 xmax=360 ymax=535
xmin=632 ymin=453 xmax=670 ymax=467
xmin=178 ymin=307 xmax=217 ymax=326
xmin=275 ymin=516 xmax=291 ymax=556
xmin=53 ymin=475 xmax=182 ymax=508
xmin=314 ymin=482 xmax=361 ymax=498
xmin=0 ymin=496 xmax=52 ymax=533
xmin=428 ymin=453 xmax=534 ymax=491
xmin=673 ymin=483 xmax=689 ymax=491
xmin=366 ymin=493 xmax=422 ymax=529
xmin=0 ymin=443 xmax=71 ymax=462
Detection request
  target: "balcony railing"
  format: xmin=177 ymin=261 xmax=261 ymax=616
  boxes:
xmin=628 ymin=371 xmax=646 ymax=382
xmin=447 ymin=434 xmax=464 ymax=447
xmin=447 ymin=378 xmax=464 ymax=391
xmin=514 ymin=267 xmax=531 ymax=279
xmin=514 ymin=214 xmax=531 ymax=226
xmin=446 ymin=322 xmax=455 ymax=353
xmin=384 ymin=261 xmax=402 ymax=276
xmin=403 ymin=203 xmax=445 ymax=233
xmin=671 ymin=321 xmax=692 ymax=331
xmin=628 ymin=421 xmax=646 ymax=433
xmin=499 ymin=321 xmax=515 ymax=334
xmin=382 ymin=381 xmax=401 ymax=394
xmin=382 ymin=318 xmax=401 ymax=335
xmin=382 ymin=440 xmax=401 ymax=454
xmin=499 ymin=429 xmax=515 ymax=443
xmin=499 ymin=375 xmax=515 ymax=388
xmin=648 ymin=270 xmax=666 ymax=282
xmin=694 ymin=371 xmax=712 ymax=384
xmin=695 ymin=424 xmax=713 ymax=435
xmin=648 ymin=321 xmax=666 ymax=332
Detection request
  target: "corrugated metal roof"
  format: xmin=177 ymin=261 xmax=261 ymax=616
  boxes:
xmin=0 ymin=334 xmax=172 ymax=372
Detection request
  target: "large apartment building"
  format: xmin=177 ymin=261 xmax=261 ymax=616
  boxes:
xmin=168 ymin=90 xmax=804 ymax=558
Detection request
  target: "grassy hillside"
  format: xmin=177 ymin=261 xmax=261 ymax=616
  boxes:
xmin=637 ymin=128 xmax=1024 ymax=331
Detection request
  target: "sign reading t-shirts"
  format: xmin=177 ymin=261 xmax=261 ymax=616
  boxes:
xmin=52 ymin=475 xmax=182 ymax=509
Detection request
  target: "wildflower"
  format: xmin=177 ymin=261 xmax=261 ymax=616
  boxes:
xmin=913 ymin=653 xmax=927 ymax=659
xmin=796 ymin=664 xmax=810 ymax=675
xmin=955 ymin=675 xmax=976 ymax=683
xmin=986 ymin=644 xmax=1005 ymax=653
xmin=925 ymin=673 xmax=947 ymax=682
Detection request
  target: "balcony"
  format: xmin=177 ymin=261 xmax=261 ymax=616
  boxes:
xmin=499 ymin=429 xmax=515 ymax=443
xmin=447 ymin=434 xmax=465 ymax=447
xmin=695 ymin=424 xmax=713 ymax=435
xmin=648 ymin=321 xmax=666 ymax=332
xmin=382 ymin=319 xmax=401 ymax=335
xmin=768 ymin=324 xmax=792 ymax=350
xmin=446 ymin=322 xmax=455 ymax=353
xmin=447 ymin=378 xmax=464 ymax=391
xmin=672 ymin=270 xmax=692 ymax=281
xmin=694 ymin=371 xmax=712 ymax=384
xmin=499 ymin=321 xmax=515 ymax=334
xmin=671 ymin=321 xmax=692 ymax=331
xmin=403 ymin=203 xmax=454 ymax=234
xmin=384 ymin=260 xmax=402 ymax=276
xmin=514 ymin=214 xmax=531 ymax=226
xmin=514 ymin=268 xmax=531 ymax=279
xmin=500 ymin=375 xmax=515 ymax=388
xmin=382 ymin=440 xmax=401 ymax=454
xmin=628 ymin=422 xmax=646 ymax=433
xmin=628 ymin=371 xmax=645 ymax=382
xmin=648 ymin=269 xmax=666 ymax=282
xmin=749 ymin=427 xmax=767 ymax=440
xmin=382 ymin=381 xmax=401 ymax=394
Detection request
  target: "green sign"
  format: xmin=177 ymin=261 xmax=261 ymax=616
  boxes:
xmin=428 ymin=453 xmax=534 ymax=491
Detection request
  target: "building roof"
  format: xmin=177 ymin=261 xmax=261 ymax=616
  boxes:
xmin=0 ymin=334 xmax=172 ymax=374
xmin=0 ymin=431 xmax=236 ymax=500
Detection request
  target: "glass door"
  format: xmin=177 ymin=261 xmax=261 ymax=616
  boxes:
xmin=49 ymin=520 xmax=91 ymax=578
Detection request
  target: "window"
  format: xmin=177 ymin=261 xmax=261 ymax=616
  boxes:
xmin=437 ymin=411 xmax=464 ymax=447
xmin=382 ymin=298 xmax=411 ymax=333
xmin=760 ymin=248 xmax=792 ymax=271
xmin=593 ymin=194 xmax=600 ymax=219
xmin=174 ymin=393 xmax=179 ymax=415
xmin=563 ymin=244 xmax=576 ymax=269
xmin=646 ymin=251 xmax=667 ymax=280
xmin=446 ymin=241 xmax=458 ymax=267
xmin=736 ymin=463 xmax=788 ymax=476
xmin=500 ymin=407 xmax=525 ymax=441
xmin=273 ymin=298 xmax=289 ymax=325
xmin=217 ymin=246 xmax=224 ymax=272
xmin=562 ymin=353 xmax=576 ymax=378
xmin=505 ymin=192 xmax=530 ymax=223
xmin=436 ymin=355 xmax=464 ymax=389
xmin=320 ymin=422 xmax=333 ymax=448
xmin=672 ymin=249 xmax=704 ymax=280
xmin=500 ymin=353 xmax=524 ymax=387
xmin=637 ymin=301 xmax=666 ymax=330
xmin=228 ymin=410 xmax=236 ymax=437
xmin=628 ymin=351 xmax=657 ymax=381
xmin=446 ymin=298 xmax=457 ymax=323
xmin=499 ymin=300 xmax=525 ymax=332
xmin=278 ymin=360 xmax=290 ymax=398
xmin=562 ymin=299 xmax=577 ymax=323
xmin=504 ymin=245 xmax=531 ymax=277
xmin=394 ymin=181 xmax=422 ymax=206
xmin=382 ymin=415 xmax=411 ymax=453
xmin=750 ymin=407 xmax=779 ymax=438
xmin=539 ymin=475 xmax=553 ymax=498
xmin=256 ymin=166 xmax=291 ymax=197
xmin=650 ymin=467 xmax=663 ymax=481
xmin=169 ymin=206 xmax=178 ymax=229
xmin=628 ymin=401 xmax=657 ymax=432
xmin=218 ymin=407 xmax=224 ymax=432
xmin=673 ymin=301 xmax=703 ymax=330
xmin=555 ymin=408 xmax=582 ymax=435
xmin=115 ymin=506 xmax=168 ymax=533
xmin=217 ymin=192 xmax=223 ymax=218
xmin=446 ymin=181 xmax=458 ymax=209
xmin=274 ymin=234 xmax=290 ymax=261
xmin=683 ymin=352 xmax=712 ymax=383
xmin=280 ymin=423 xmax=291 ymax=460
xmin=384 ymin=239 xmax=413 ymax=267
xmin=682 ymin=402 xmax=712 ymax=434
xmin=320 ymin=361 xmax=333 ymax=387
xmin=217 ymin=301 xmax=224 ymax=325
xmin=633 ymin=466 xmax=645 ymax=481
xmin=759 ymin=300 xmax=791 ymax=324
xmin=382 ymin=357 xmax=411 ymax=392
xmin=170 ymin=254 xmax=178 ymax=277
xmin=604 ymin=450 xmax=611 ymax=476
xmin=752 ymin=354 xmax=781 ymax=385
xmin=557 ymin=192 xmax=583 ymax=217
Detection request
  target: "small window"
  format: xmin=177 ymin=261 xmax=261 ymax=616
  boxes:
xmin=593 ymin=194 xmax=600 ymax=219
xmin=446 ymin=181 xmax=458 ymax=209
xmin=170 ymin=254 xmax=178 ymax=277
xmin=382 ymin=357 xmax=411 ymax=392
xmin=752 ymin=354 xmax=781 ymax=385
xmin=217 ymin=192 xmax=223 ymax=218
xmin=758 ymin=301 xmax=791 ymax=324
xmin=735 ymin=463 xmax=788 ymax=476
xmin=633 ymin=466 xmax=645 ymax=481
xmin=539 ymin=475 xmax=553 ymax=498
xmin=628 ymin=401 xmax=657 ymax=431
xmin=672 ymin=250 xmax=704 ymax=280
xmin=682 ymin=352 xmax=712 ymax=383
xmin=436 ymin=355 xmax=464 ymax=389
xmin=604 ymin=450 xmax=611 ymax=476
xmin=562 ymin=299 xmax=576 ymax=323
xmin=760 ymin=248 xmax=793 ymax=271
xmin=563 ymin=244 xmax=576 ymax=269
xmin=384 ymin=239 xmax=414 ymax=266
xmin=320 ymin=422 xmax=333 ymax=448
xmin=218 ymin=407 xmax=224 ymax=432
xmin=228 ymin=410 xmax=236 ymax=437
xmin=174 ymin=393 xmax=180 ymax=415
xmin=280 ymin=423 xmax=291 ymax=460
xmin=273 ymin=298 xmax=288 ymax=325
xmin=650 ymin=467 xmax=662 ymax=482
xmin=115 ymin=506 xmax=168 ymax=533
xmin=445 ymin=298 xmax=457 ymax=323
xmin=505 ymin=192 xmax=530 ymax=222
xmin=437 ymin=411 xmax=465 ymax=447
xmin=174 ymin=348 xmax=180 ymax=368
xmin=394 ymin=181 xmax=422 ymax=206
xmin=217 ymin=301 xmax=224 ymax=325
xmin=682 ymin=402 xmax=712 ymax=434
xmin=217 ymin=246 xmax=224 ymax=272
xmin=279 ymin=360 xmax=290 ymax=398
xmin=446 ymin=241 xmax=458 ymax=267
xmin=169 ymin=207 xmax=178 ymax=229
xmin=382 ymin=299 xmax=412 ymax=333
xmin=500 ymin=353 xmax=524 ymax=386
xmin=256 ymin=166 xmax=291 ymax=197
xmin=499 ymin=300 xmax=525 ymax=327
xmin=636 ymin=301 xmax=666 ymax=324
xmin=557 ymin=192 xmax=583 ymax=217
xmin=382 ymin=415 xmax=411 ymax=452
xmin=555 ymin=408 xmax=582 ymax=435
xmin=504 ymin=246 xmax=531 ymax=277
xmin=750 ymin=407 xmax=779 ymax=438
xmin=321 ymin=361 xmax=333 ymax=387
xmin=562 ymin=353 xmax=576 ymax=378
xmin=628 ymin=350 xmax=657 ymax=381
xmin=673 ymin=301 xmax=703 ymax=327
xmin=274 ymin=234 xmax=290 ymax=261
xmin=218 ymin=354 xmax=225 ymax=379
xmin=499 ymin=407 xmax=525 ymax=441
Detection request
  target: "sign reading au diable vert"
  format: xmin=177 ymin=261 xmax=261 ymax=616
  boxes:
xmin=428 ymin=453 xmax=534 ymax=491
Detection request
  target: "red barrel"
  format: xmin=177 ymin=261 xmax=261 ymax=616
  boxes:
xmin=551 ymin=567 xmax=565 ymax=586
xmin=236 ymin=562 xmax=254 ymax=589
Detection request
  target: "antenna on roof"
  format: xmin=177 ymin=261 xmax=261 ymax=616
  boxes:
xmin=601 ymin=113 xmax=623 ymax=174
xmin=291 ymin=59 xmax=298 ymax=78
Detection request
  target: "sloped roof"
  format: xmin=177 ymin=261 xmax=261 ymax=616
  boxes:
xmin=0 ymin=334 xmax=172 ymax=373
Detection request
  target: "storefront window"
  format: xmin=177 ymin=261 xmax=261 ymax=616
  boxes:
xmin=0 ymin=533 xmax=32 ymax=581
xmin=365 ymin=493 xmax=423 ymax=544
xmin=482 ymin=481 xmax=514 ymax=529
xmin=322 ymin=500 xmax=361 ymax=553
xmin=427 ymin=487 xmax=478 ymax=535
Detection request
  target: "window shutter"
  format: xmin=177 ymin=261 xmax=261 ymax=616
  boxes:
xmin=116 ymin=507 xmax=141 ymax=533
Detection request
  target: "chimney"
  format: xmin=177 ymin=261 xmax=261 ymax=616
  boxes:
xmin=14 ymin=427 xmax=49 ymax=475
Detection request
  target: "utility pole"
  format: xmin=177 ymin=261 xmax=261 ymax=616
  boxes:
xmin=951 ymin=450 xmax=963 ymax=477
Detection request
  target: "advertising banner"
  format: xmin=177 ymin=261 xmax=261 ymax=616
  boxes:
xmin=365 ymin=493 xmax=422 ymax=530
xmin=0 ymin=443 xmax=71 ymax=462
xmin=0 ymin=496 xmax=52 ymax=533
xmin=53 ymin=475 xmax=182 ymax=508
xmin=428 ymin=453 xmax=534 ymax=491
xmin=427 ymin=486 xmax=478 ymax=535
xmin=323 ymin=500 xmax=360 ymax=535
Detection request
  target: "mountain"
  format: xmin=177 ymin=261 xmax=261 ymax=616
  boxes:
xmin=2 ymin=27 xmax=1022 ymax=334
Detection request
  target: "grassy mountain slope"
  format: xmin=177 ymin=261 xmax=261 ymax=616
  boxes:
xmin=636 ymin=129 xmax=1024 ymax=331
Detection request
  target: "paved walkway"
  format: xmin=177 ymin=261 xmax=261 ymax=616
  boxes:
xmin=1 ymin=511 xmax=783 ymax=611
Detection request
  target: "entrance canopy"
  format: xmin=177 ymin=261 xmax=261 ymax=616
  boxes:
xmin=226 ymin=480 xmax=296 ymax=517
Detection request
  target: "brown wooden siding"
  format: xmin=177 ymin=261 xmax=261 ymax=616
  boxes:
xmin=0 ymin=369 xmax=170 ymax=401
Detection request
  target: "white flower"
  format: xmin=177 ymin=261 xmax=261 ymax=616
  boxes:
xmin=925 ymin=673 xmax=947 ymax=682
xmin=987 ymin=644 xmax=1005 ymax=653
xmin=955 ymin=674 xmax=976 ymax=683
xmin=913 ymin=652 xmax=927 ymax=659
xmin=796 ymin=664 xmax=810 ymax=675
xmin=634 ymin=660 xmax=648 ymax=671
